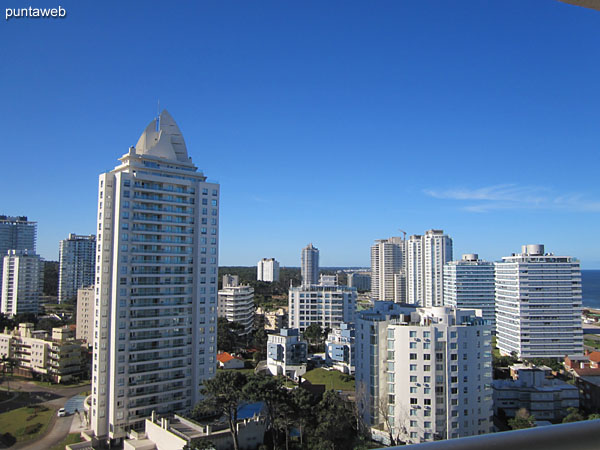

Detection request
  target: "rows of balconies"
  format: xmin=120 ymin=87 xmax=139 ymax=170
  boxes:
xmin=132 ymin=224 xmax=193 ymax=234
xmin=132 ymin=214 xmax=193 ymax=224
xmin=132 ymin=204 xmax=193 ymax=215
xmin=128 ymin=360 xmax=188 ymax=375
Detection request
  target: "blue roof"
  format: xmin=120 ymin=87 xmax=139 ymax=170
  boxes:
xmin=237 ymin=402 xmax=265 ymax=420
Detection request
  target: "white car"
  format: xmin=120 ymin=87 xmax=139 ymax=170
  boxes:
xmin=57 ymin=408 xmax=67 ymax=417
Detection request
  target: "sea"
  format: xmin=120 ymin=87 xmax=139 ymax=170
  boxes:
xmin=583 ymin=270 xmax=600 ymax=310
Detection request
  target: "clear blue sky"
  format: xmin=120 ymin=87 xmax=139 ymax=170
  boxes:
xmin=1 ymin=1 xmax=599 ymax=268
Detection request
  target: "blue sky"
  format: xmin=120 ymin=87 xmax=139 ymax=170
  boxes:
xmin=1 ymin=1 xmax=599 ymax=267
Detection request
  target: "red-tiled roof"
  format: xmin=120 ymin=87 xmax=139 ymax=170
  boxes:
xmin=217 ymin=352 xmax=240 ymax=363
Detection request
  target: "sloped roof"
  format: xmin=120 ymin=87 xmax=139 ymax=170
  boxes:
xmin=135 ymin=109 xmax=189 ymax=162
xmin=217 ymin=352 xmax=240 ymax=363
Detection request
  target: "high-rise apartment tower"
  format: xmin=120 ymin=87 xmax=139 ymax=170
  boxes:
xmin=58 ymin=234 xmax=96 ymax=303
xmin=301 ymin=243 xmax=319 ymax=286
xmin=91 ymin=110 xmax=219 ymax=443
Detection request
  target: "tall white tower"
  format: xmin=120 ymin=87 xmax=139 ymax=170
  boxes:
xmin=301 ymin=243 xmax=319 ymax=286
xmin=407 ymin=230 xmax=453 ymax=307
xmin=91 ymin=110 xmax=219 ymax=442
xmin=370 ymin=237 xmax=405 ymax=302
xmin=58 ymin=234 xmax=96 ymax=303
xmin=495 ymin=244 xmax=583 ymax=358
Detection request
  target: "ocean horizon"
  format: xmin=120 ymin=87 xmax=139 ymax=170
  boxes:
xmin=583 ymin=270 xmax=600 ymax=309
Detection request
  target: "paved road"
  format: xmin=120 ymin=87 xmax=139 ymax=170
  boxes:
xmin=0 ymin=380 xmax=90 ymax=449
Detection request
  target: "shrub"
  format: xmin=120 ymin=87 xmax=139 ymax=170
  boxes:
xmin=23 ymin=423 xmax=42 ymax=435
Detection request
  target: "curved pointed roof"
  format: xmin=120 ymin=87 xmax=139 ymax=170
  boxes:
xmin=135 ymin=109 xmax=189 ymax=162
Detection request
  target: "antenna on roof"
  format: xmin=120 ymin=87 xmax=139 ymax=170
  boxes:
xmin=156 ymin=100 xmax=161 ymax=132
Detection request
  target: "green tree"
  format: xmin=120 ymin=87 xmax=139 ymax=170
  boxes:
xmin=43 ymin=261 xmax=59 ymax=296
xmin=303 ymin=324 xmax=324 ymax=346
xmin=217 ymin=317 xmax=246 ymax=353
xmin=587 ymin=413 xmax=600 ymax=420
xmin=309 ymin=390 xmax=357 ymax=449
xmin=563 ymin=407 xmax=585 ymax=423
xmin=508 ymin=408 xmax=535 ymax=430
xmin=196 ymin=371 xmax=248 ymax=450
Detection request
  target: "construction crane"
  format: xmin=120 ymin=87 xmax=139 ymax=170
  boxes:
xmin=398 ymin=229 xmax=407 ymax=241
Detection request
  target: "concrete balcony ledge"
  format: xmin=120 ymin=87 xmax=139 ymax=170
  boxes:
xmin=386 ymin=419 xmax=600 ymax=450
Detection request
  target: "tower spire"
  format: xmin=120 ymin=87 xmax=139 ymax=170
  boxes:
xmin=156 ymin=100 xmax=161 ymax=132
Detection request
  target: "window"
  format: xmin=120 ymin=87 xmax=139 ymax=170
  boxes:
xmin=410 ymin=409 xmax=417 ymax=416
xmin=410 ymin=342 xmax=417 ymax=349
xmin=410 ymin=353 xmax=417 ymax=360
xmin=424 ymin=365 xmax=431 ymax=371
xmin=410 ymin=376 xmax=417 ymax=382
xmin=410 ymin=420 xmax=417 ymax=427
xmin=410 ymin=398 xmax=418 ymax=405
xmin=424 ymin=376 xmax=431 ymax=383
xmin=410 ymin=331 xmax=417 ymax=337
xmin=424 ymin=331 xmax=431 ymax=338
xmin=410 ymin=387 xmax=418 ymax=393
xmin=410 ymin=364 xmax=417 ymax=371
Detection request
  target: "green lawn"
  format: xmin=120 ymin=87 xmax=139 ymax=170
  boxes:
xmin=584 ymin=338 xmax=600 ymax=349
xmin=303 ymin=368 xmax=355 ymax=391
xmin=0 ymin=405 xmax=54 ymax=442
xmin=49 ymin=432 xmax=83 ymax=450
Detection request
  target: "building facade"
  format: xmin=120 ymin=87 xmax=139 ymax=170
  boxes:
xmin=407 ymin=230 xmax=453 ymax=307
xmin=348 ymin=271 xmax=371 ymax=292
xmin=493 ymin=364 xmax=579 ymax=421
xmin=288 ymin=274 xmax=356 ymax=332
xmin=325 ymin=322 xmax=355 ymax=374
xmin=0 ymin=216 xmax=37 ymax=294
xmin=58 ymin=234 xmax=96 ymax=303
xmin=76 ymin=286 xmax=95 ymax=345
xmin=267 ymin=328 xmax=308 ymax=381
xmin=1 ymin=249 xmax=43 ymax=315
xmin=371 ymin=237 xmax=405 ymax=302
xmin=91 ymin=110 xmax=220 ymax=442
xmin=257 ymin=258 xmax=280 ymax=282
xmin=444 ymin=254 xmax=496 ymax=331
xmin=495 ymin=244 xmax=583 ymax=358
xmin=218 ymin=275 xmax=254 ymax=336
xmin=301 ymin=243 xmax=319 ymax=287
xmin=0 ymin=323 xmax=87 ymax=383
xmin=356 ymin=303 xmax=493 ymax=444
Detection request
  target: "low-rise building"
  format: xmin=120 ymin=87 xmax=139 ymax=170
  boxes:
xmin=124 ymin=406 xmax=267 ymax=450
xmin=325 ymin=322 xmax=355 ymax=374
xmin=0 ymin=323 xmax=87 ymax=383
xmin=217 ymin=352 xmax=245 ymax=370
xmin=493 ymin=363 xmax=579 ymax=421
xmin=267 ymin=328 xmax=307 ymax=381
xmin=255 ymin=307 xmax=287 ymax=332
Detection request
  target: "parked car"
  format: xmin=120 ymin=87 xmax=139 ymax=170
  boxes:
xmin=57 ymin=408 xmax=67 ymax=417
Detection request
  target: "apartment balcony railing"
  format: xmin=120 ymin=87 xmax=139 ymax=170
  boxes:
xmin=385 ymin=419 xmax=600 ymax=450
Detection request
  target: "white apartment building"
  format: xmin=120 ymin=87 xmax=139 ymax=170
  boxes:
xmin=371 ymin=237 xmax=405 ymax=302
xmin=218 ymin=275 xmax=254 ymax=336
xmin=301 ymin=243 xmax=319 ymax=286
xmin=407 ymin=230 xmax=453 ymax=307
xmin=257 ymin=258 xmax=280 ymax=282
xmin=444 ymin=254 xmax=496 ymax=331
xmin=76 ymin=286 xmax=95 ymax=345
xmin=348 ymin=271 xmax=371 ymax=292
xmin=267 ymin=328 xmax=308 ymax=381
xmin=0 ymin=323 xmax=87 ymax=383
xmin=0 ymin=215 xmax=37 ymax=287
xmin=356 ymin=303 xmax=493 ymax=444
xmin=495 ymin=244 xmax=583 ymax=359
xmin=1 ymin=249 xmax=42 ymax=315
xmin=58 ymin=233 xmax=96 ymax=303
xmin=91 ymin=110 xmax=220 ymax=443
xmin=325 ymin=322 xmax=355 ymax=374
xmin=288 ymin=274 xmax=356 ymax=332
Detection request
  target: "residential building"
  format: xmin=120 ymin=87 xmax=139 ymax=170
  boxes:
xmin=347 ymin=271 xmax=371 ymax=292
xmin=216 ymin=352 xmax=245 ymax=370
xmin=91 ymin=110 xmax=220 ymax=442
xmin=288 ymin=274 xmax=357 ymax=332
xmin=76 ymin=286 xmax=94 ymax=345
xmin=493 ymin=364 xmax=579 ymax=421
xmin=255 ymin=307 xmax=287 ymax=331
xmin=218 ymin=276 xmax=254 ymax=336
xmin=0 ymin=215 xmax=36 ymax=288
xmin=0 ymin=323 xmax=87 ymax=383
xmin=257 ymin=258 xmax=280 ymax=282
xmin=123 ymin=408 xmax=267 ymax=450
xmin=1 ymin=249 xmax=43 ymax=315
xmin=406 ymin=230 xmax=453 ymax=307
xmin=267 ymin=328 xmax=308 ymax=381
xmin=495 ymin=244 xmax=583 ymax=358
xmin=325 ymin=322 xmax=355 ymax=374
xmin=444 ymin=254 xmax=496 ymax=331
xmin=371 ymin=237 xmax=405 ymax=302
xmin=356 ymin=303 xmax=493 ymax=444
xmin=58 ymin=234 xmax=96 ymax=303
xmin=301 ymin=243 xmax=319 ymax=286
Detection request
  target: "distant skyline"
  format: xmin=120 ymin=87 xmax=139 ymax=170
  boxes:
xmin=2 ymin=1 xmax=599 ymax=268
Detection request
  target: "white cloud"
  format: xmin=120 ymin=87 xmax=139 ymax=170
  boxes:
xmin=423 ymin=184 xmax=600 ymax=213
